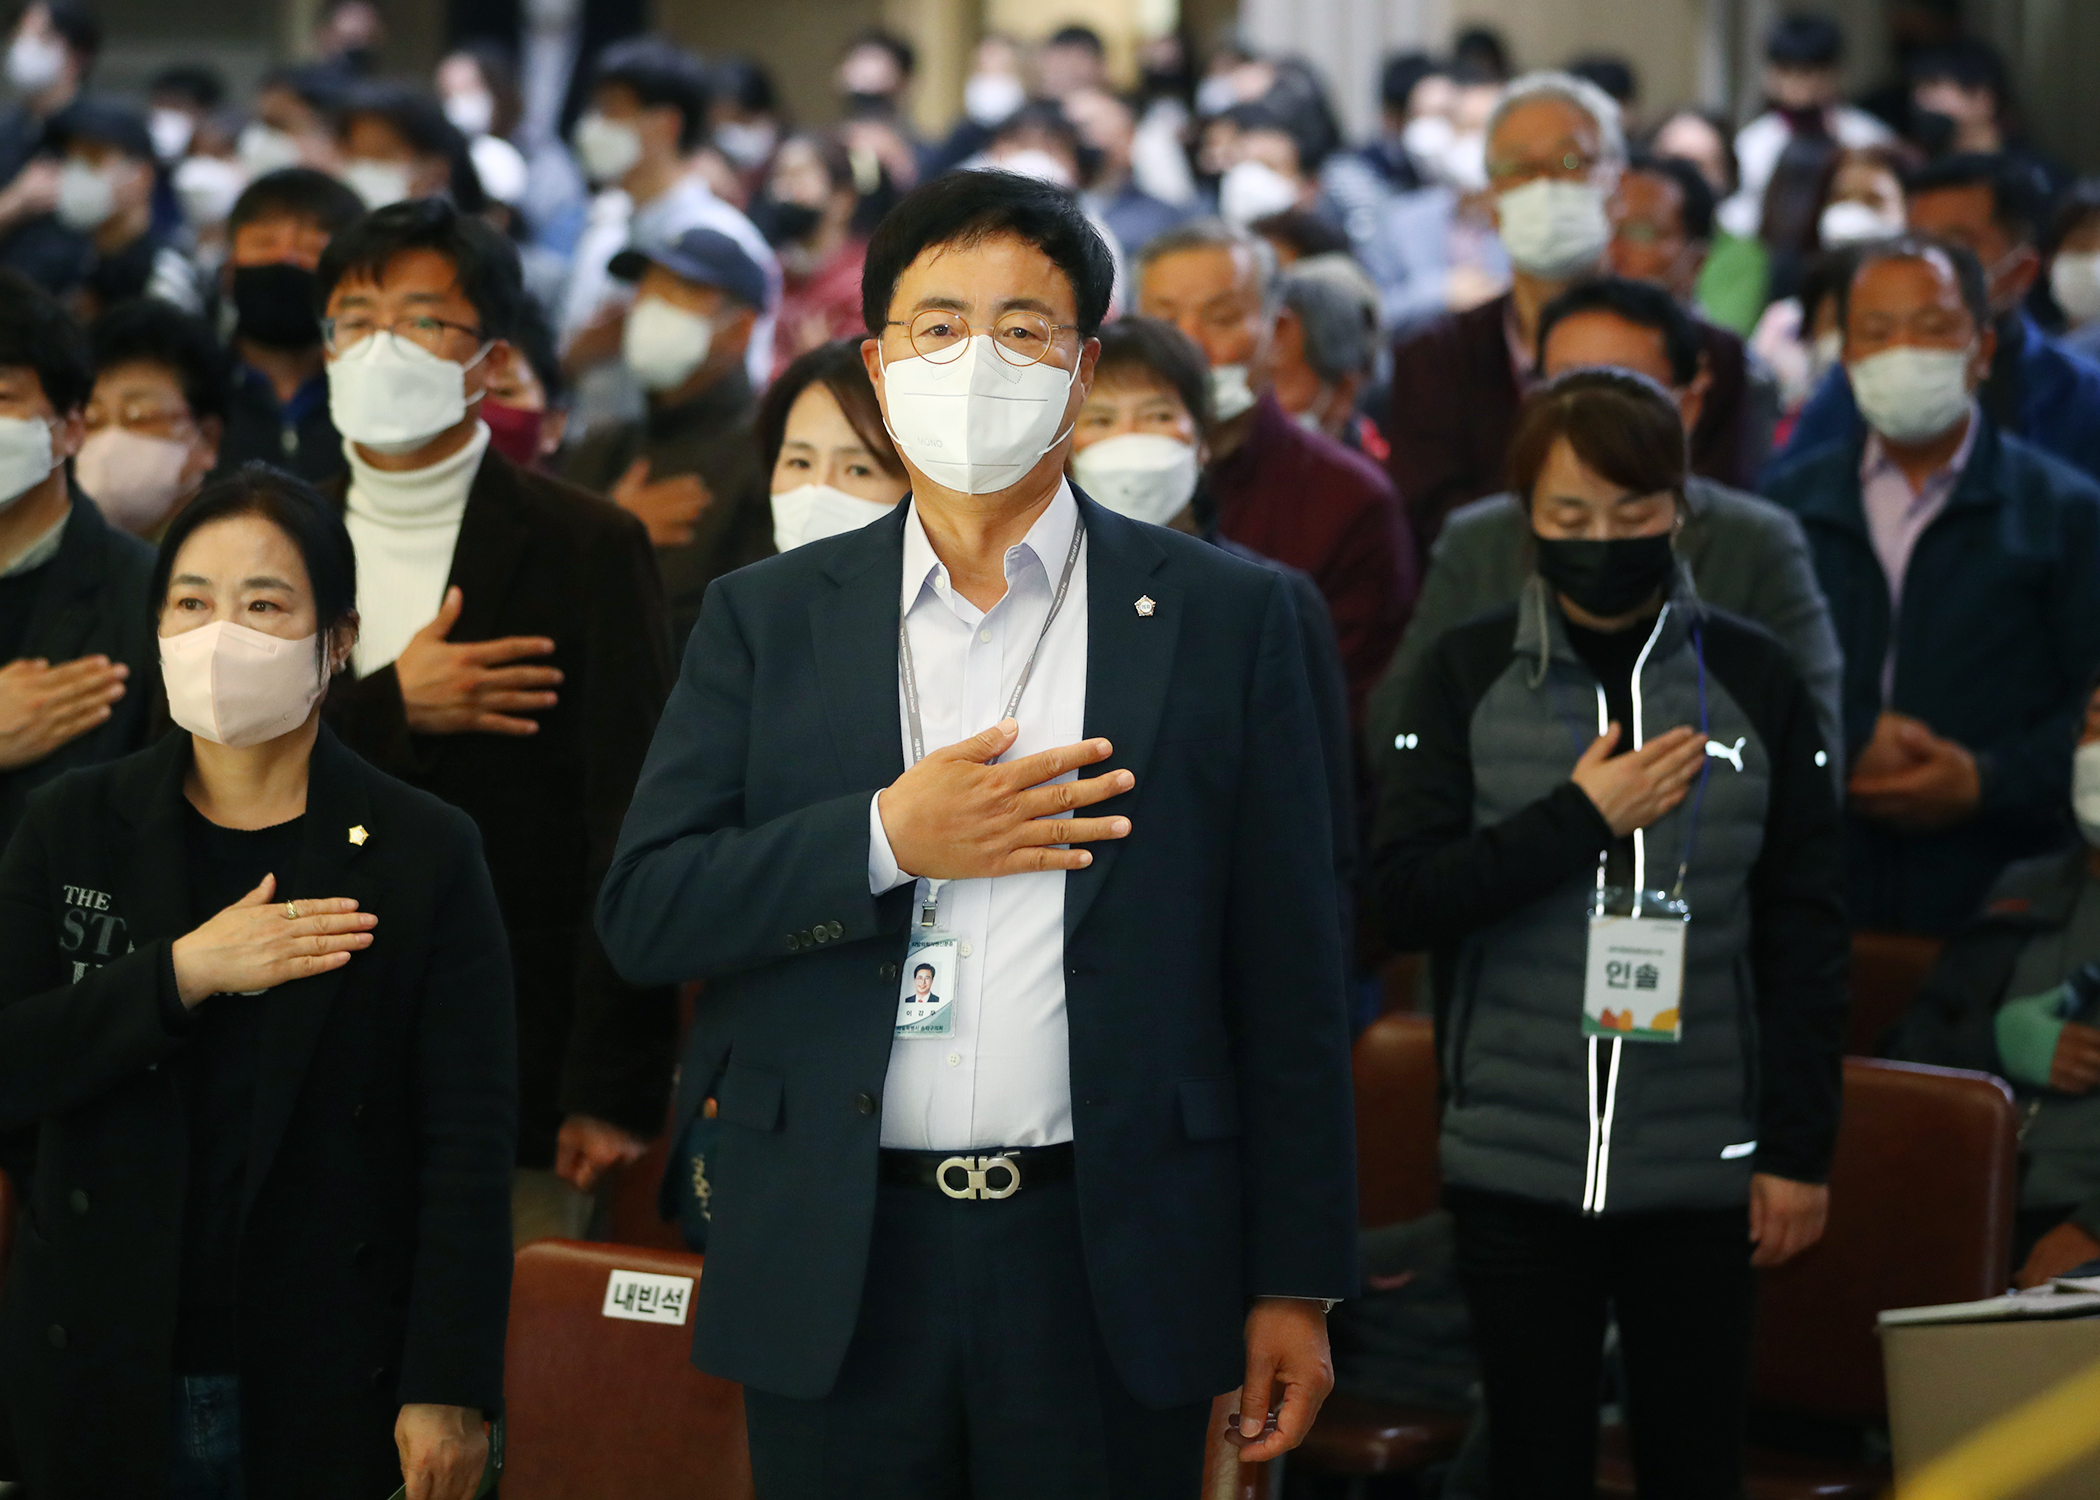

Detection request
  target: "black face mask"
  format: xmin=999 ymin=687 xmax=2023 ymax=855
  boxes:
xmin=232 ymin=264 xmax=322 ymax=350
xmin=1534 ymin=532 xmax=1676 ymax=620
xmin=755 ymin=197 xmax=823 ymax=248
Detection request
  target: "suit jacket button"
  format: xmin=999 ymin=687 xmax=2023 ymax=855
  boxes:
xmin=785 ymin=933 xmax=800 ymax=951
xmin=46 ymin=1325 xmax=66 ymax=1350
xmin=813 ymin=927 xmax=828 ymax=944
xmin=68 ymin=1189 xmax=88 ymax=1215
xmin=853 ymin=1092 xmax=877 ymax=1116
xmin=879 ymin=962 xmax=899 ymax=981
xmin=827 ymin=921 xmax=844 ymax=939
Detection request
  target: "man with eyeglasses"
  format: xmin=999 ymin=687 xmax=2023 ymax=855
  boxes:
xmin=1385 ymin=71 xmax=1763 ymax=551
xmin=313 ymin=198 xmax=679 ymax=1249
xmin=600 ymin=169 xmax=1356 ymax=1498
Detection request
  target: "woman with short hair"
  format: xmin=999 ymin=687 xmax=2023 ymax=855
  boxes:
xmin=1371 ymin=368 xmax=1848 ymax=1497
xmin=0 ymin=465 xmax=515 ymax=1500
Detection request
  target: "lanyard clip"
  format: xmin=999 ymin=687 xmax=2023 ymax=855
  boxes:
xmin=918 ymin=877 xmax=945 ymax=929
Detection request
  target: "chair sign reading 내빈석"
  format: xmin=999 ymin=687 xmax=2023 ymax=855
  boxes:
xmin=601 ymin=1268 xmax=694 ymax=1325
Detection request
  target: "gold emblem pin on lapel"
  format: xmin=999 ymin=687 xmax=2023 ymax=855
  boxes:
xmin=1134 ymin=595 xmax=1156 ymax=618
xmin=348 ymin=825 xmax=369 ymax=847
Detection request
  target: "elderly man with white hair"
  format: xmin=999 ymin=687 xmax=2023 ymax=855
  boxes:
xmin=1382 ymin=70 xmax=1763 ymax=548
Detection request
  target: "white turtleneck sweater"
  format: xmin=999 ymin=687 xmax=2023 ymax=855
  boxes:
xmin=344 ymin=422 xmax=490 ymax=677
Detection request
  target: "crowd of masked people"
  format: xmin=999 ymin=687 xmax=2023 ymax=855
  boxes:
xmin=3 ymin=0 xmax=2100 ymax=1493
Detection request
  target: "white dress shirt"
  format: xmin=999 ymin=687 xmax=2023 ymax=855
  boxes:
xmin=866 ymin=481 xmax=1088 ymax=1151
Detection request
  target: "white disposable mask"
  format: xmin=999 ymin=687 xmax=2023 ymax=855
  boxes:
xmin=2053 ymin=251 xmax=2100 ymax=328
xmin=2075 ymin=741 xmax=2100 ymax=849
xmin=238 ymin=122 xmax=305 ymax=180
xmin=1219 ymin=159 xmax=1301 ymax=226
xmin=714 ymin=119 xmax=777 ymax=170
xmin=443 ymin=88 xmax=495 ymax=138
xmin=1070 ymin=432 xmax=1199 ymax=526
xmin=160 ymin=621 xmax=326 ymax=749
xmin=6 ymin=31 xmax=64 ymax=92
xmin=622 ymin=295 xmax=713 ymax=393
xmin=1401 ymin=114 xmax=1454 ymax=167
xmin=0 ymin=413 xmax=53 ymax=506
xmin=879 ymin=335 xmax=1079 ymax=495
xmin=328 ymin=333 xmax=485 ymax=454
xmin=574 ymin=112 xmax=642 ymax=184
xmin=340 ymin=158 xmax=415 ymax=210
xmin=1849 ymin=345 xmax=1974 ymax=445
xmin=148 ymin=107 xmax=194 ymax=163
xmin=770 ymin=482 xmax=896 ymax=553
xmin=76 ymin=428 xmax=191 ymax=535
xmin=963 ymin=72 xmax=1026 ymax=127
xmin=1495 ymin=177 xmax=1610 ymax=280
xmin=1818 ymin=199 xmax=1902 ymax=249
xmin=1209 ymin=363 xmax=1256 ymax=422
xmin=174 ymin=154 xmax=245 ymax=230
xmin=54 ymin=160 xmax=116 ymax=232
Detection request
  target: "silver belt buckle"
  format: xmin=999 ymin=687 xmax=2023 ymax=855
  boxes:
xmin=936 ymin=1153 xmax=1021 ymax=1200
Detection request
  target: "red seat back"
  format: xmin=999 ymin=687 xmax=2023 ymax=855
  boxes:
xmin=1846 ymin=931 xmax=1943 ymax=1056
xmin=1353 ymin=1012 xmax=1442 ymax=1227
xmin=504 ymin=1240 xmax=752 ymax=1500
xmin=1751 ymin=1059 xmax=2017 ymax=1422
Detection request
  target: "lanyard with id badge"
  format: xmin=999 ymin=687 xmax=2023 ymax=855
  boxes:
xmin=1571 ymin=607 xmax=1712 ymax=1047
xmin=891 ymin=518 xmax=1084 ymax=1041
xmin=1551 ymin=606 xmax=1713 ymax=1212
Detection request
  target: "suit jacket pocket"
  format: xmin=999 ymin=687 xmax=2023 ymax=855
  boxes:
xmin=1178 ymin=1076 xmax=1241 ymax=1141
xmin=716 ymin=1061 xmax=784 ymax=1132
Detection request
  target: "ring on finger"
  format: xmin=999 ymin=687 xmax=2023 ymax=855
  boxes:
xmin=284 ymin=900 xmax=300 ymax=921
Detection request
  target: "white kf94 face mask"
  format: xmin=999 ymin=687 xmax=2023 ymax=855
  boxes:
xmin=161 ymin=621 xmax=326 ymax=748
xmin=770 ymin=483 xmax=897 ymax=553
xmin=1848 ymin=345 xmax=1973 ymax=445
xmin=328 ymin=333 xmax=487 ymax=454
xmin=879 ymin=335 xmax=1080 ymax=496
xmin=1070 ymin=432 xmax=1200 ymax=527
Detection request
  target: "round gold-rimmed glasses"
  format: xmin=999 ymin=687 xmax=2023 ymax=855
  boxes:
xmin=883 ymin=308 xmax=1079 ymax=367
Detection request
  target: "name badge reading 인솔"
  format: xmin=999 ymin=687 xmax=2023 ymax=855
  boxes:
xmin=895 ymin=929 xmax=959 ymax=1039
xmin=1582 ymin=902 xmax=1688 ymax=1044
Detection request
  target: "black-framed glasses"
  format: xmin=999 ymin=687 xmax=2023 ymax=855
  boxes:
xmin=882 ymin=308 xmax=1079 ymax=367
xmin=321 ymin=312 xmax=488 ymax=357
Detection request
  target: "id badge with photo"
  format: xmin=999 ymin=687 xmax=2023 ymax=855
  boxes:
xmin=1581 ymin=887 xmax=1689 ymax=1044
xmin=894 ymin=926 xmax=959 ymax=1039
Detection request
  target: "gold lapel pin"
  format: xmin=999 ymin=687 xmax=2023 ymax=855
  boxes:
xmin=348 ymin=825 xmax=369 ymax=847
xmin=1134 ymin=595 xmax=1156 ymax=618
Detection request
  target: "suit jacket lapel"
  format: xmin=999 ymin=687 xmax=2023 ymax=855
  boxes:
xmin=242 ymin=727 xmax=376 ymax=1223
xmin=810 ymin=503 xmax=909 ymax=794
xmin=1065 ymin=494 xmax=1175 ymax=940
xmin=112 ymin=733 xmax=198 ymax=964
xmin=447 ymin=450 xmax=532 ymax=642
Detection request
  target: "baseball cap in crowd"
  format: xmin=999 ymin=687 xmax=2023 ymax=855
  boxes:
xmin=611 ymin=227 xmax=770 ymax=312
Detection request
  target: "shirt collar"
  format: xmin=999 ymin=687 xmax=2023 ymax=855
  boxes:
xmin=1860 ymin=401 xmax=1981 ymax=493
xmin=901 ymin=478 xmax=1079 ymax=618
xmin=0 ymin=498 xmax=67 ymax=578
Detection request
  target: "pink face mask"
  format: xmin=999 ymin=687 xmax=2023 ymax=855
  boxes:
xmin=77 ymin=428 xmax=192 ymax=535
xmin=160 ymin=621 xmax=326 ymax=748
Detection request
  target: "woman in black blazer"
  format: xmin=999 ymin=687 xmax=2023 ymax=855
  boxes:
xmin=0 ymin=468 xmax=516 ymax=1500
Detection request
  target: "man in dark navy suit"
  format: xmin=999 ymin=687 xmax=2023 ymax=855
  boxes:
xmin=599 ymin=170 xmax=1358 ymax=1497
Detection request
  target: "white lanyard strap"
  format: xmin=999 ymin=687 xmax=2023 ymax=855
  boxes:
xmin=898 ymin=516 xmax=1086 ymax=927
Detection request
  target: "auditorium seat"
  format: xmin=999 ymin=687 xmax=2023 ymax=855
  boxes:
xmin=1201 ymin=1395 xmax=1275 ymax=1499
xmin=1846 ymin=930 xmax=1944 ymax=1056
xmin=1291 ymin=1012 xmax=1470 ymax=1480
xmin=1598 ymin=1057 xmax=2018 ymax=1499
xmin=602 ymin=1106 xmax=685 ymax=1252
xmin=504 ymin=1239 xmax=752 ymax=1500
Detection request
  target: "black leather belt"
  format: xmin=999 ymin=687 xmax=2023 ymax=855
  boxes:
xmin=878 ymin=1143 xmax=1074 ymax=1200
